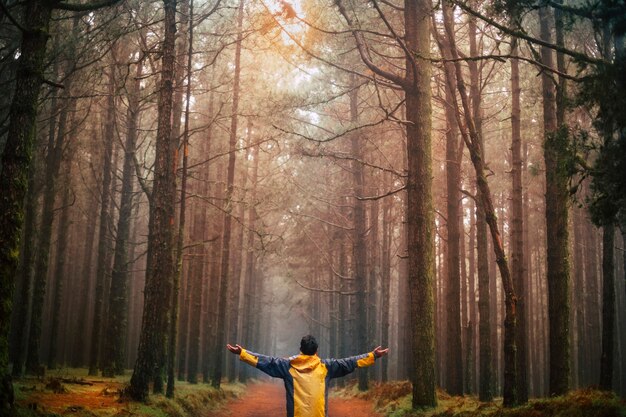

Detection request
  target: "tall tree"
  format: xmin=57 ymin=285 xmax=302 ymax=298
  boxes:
xmin=0 ymin=0 xmax=123 ymax=407
xmin=212 ymin=0 xmax=244 ymax=388
xmin=47 ymin=94 xmax=78 ymax=370
xmin=466 ymin=5 xmax=493 ymax=401
xmin=25 ymin=41 xmax=73 ymax=374
xmin=348 ymin=81 xmax=369 ymax=391
xmin=539 ymin=4 xmax=571 ymax=396
xmin=380 ymin=186 xmax=392 ymax=382
xmin=88 ymin=48 xmax=118 ymax=376
xmin=439 ymin=3 xmax=518 ymax=405
xmin=239 ymin=123 xmax=259 ymax=383
xmin=599 ymin=223 xmax=615 ymax=390
xmin=9 ymin=147 xmax=40 ymax=377
xmin=168 ymin=0 xmax=193 ymax=394
xmin=47 ymin=18 xmax=80 ymax=370
xmin=337 ymin=0 xmax=436 ymax=404
xmin=102 ymin=57 xmax=143 ymax=377
xmin=510 ymin=30 xmax=528 ymax=405
xmin=442 ymin=2 xmax=463 ymax=395
xmin=127 ymin=0 xmax=178 ymax=401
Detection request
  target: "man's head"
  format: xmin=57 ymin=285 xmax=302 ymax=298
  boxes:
xmin=300 ymin=335 xmax=318 ymax=355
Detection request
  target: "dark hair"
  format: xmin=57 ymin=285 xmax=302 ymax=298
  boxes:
xmin=300 ymin=335 xmax=318 ymax=355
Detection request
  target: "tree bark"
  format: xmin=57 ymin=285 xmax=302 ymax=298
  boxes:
xmin=380 ymin=187 xmax=392 ymax=382
xmin=10 ymin=148 xmax=41 ymax=377
xmin=26 ymin=49 xmax=69 ymax=375
xmin=539 ymin=4 xmax=571 ymax=396
xmin=88 ymin=50 xmax=117 ymax=376
xmin=510 ymin=35 xmax=528 ymax=403
xmin=47 ymin=92 xmax=77 ymax=370
xmin=239 ymin=120 xmax=259 ymax=383
xmin=468 ymin=197 xmax=477 ymax=393
xmin=167 ymin=0 xmax=193 ymax=395
xmin=212 ymin=0 xmax=243 ymax=388
xmin=128 ymin=0 xmax=178 ymax=401
xmin=0 ymin=5 xmax=52 ymax=405
xmin=73 ymin=186 xmax=99 ymax=367
xmin=348 ymin=81 xmax=369 ymax=391
xmin=405 ymin=0 xmax=436 ymax=406
xmin=600 ymin=223 xmax=615 ymax=390
xmin=102 ymin=58 xmax=142 ymax=378
xmin=227 ymin=124 xmax=249 ymax=383
xmin=466 ymin=8 xmax=493 ymax=402
xmin=440 ymin=5 xmax=518 ymax=406
xmin=442 ymin=3 xmax=463 ymax=394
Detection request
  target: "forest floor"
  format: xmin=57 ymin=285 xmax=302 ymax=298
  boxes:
xmin=11 ymin=369 xmax=626 ymax=417
xmin=204 ymin=381 xmax=382 ymax=417
xmin=338 ymin=380 xmax=626 ymax=417
xmin=12 ymin=368 xmax=244 ymax=417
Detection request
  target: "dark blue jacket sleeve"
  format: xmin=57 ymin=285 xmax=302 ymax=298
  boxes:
xmin=239 ymin=349 xmax=291 ymax=379
xmin=323 ymin=352 xmax=376 ymax=379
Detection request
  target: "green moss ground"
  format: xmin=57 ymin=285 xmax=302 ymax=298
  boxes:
xmin=334 ymin=380 xmax=626 ymax=417
xmin=12 ymin=368 xmax=244 ymax=417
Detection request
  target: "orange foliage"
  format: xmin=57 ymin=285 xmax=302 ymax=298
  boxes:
xmin=17 ymin=377 xmax=128 ymax=416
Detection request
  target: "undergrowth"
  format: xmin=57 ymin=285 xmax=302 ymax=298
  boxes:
xmin=12 ymin=368 xmax=245 ymax=417
xmin=335 ymin=380 xmax=626 ymax=417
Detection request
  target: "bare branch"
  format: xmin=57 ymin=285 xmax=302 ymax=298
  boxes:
xmin=356 ymin=185 xmax=406 ymax=201
xmin=55 ymin=0 xmax=124 ymax=12
xmin=452 ymin=0 xmax=606 ymax=65
xmin=293 ymin=278 xmax=358 ymax=295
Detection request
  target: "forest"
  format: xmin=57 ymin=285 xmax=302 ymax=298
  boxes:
xmin=0 ymin=0 xmax=625 ymax=416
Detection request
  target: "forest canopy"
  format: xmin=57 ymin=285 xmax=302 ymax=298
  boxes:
xmin=0 ymin=0 xmax=625 ymax=415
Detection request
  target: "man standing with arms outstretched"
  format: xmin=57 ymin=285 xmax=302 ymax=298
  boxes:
xmin=226 ymin=335 xmax=389 ymax=417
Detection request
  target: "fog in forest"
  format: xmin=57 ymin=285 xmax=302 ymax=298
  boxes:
xmin=0 ymin=0 xmax=625 ymax=415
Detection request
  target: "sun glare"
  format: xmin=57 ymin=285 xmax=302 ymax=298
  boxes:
xmin=264 ymin=0 xmax=307 ymax=45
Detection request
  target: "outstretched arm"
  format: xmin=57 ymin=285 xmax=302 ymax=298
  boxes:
xmin=325 ymin=346 xmax=389 ymax=379
xmin=226 ymin=344 xmax=290 ymax=379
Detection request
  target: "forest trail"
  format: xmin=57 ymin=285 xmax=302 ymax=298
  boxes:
xmin=206 ymin=382 xmax=383 ymax=417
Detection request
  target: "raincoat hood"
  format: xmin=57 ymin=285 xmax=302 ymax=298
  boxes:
xmin=290 ymin=354 xmax=321 ymax=373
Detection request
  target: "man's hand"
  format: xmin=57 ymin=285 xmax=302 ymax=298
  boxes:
xmin=373 ymin=346 xmax=389 ymax=358
xmin=227 ymin=344 xmax=242 ymax=355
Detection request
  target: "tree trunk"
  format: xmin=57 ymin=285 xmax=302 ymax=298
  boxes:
xmin=0 ymin=4 xmax=52 ymax=407
xmin=348 ymin=81 xmax=369 ymax=392
xmin=460 ymin=201 xmax=469 ymax=392
xmin=380 ymin=189 xmax=392 ymax=382
xmin=573 ymin=206 xmax=585 ymax=385
xmin=88 ymin=51 xmax=118 ymax=377
xmin=47 ymin=93 xmax=77 ymax=370
xmin=405 ymin=0 xmax=436 ymax=406
xmin=227 ymin=124 xmax=249 ymax=382
xmin=539 ymin=4 xmax=571 ymax=396
xmin=600 ymin=223 xmax=615 ymax=390
xmin=622 ymin=226 xmax=626 ymax=309
xmin=212 ymin=0 xmax=243 ymax=388
xmin=443 ymin=4 xmax=463 ymax=393
xmin=468 ymin=197 xmax=477 ymax=393
xmin=26 ymin=51 xmax=70 ymax=375
xmin=102 ymin=58 xmax=142 ymax=377
xmin=127 ymin=0 xmax=178 ymax=401
xmin=73 ymin=186 xmax=99 ymax=367
xmin=10 ymin=150 xmax=41 ymax=377
xmin=196 ymin=90 xmax=215 ymax=385
xmin=466 ymin=9 xmax=493 ymax=402
xmin=440 ymin=7 xmax=518 ymax=406
xmin=368 ymin=196 xmax=379 ymax=380
xmin=239 ymin=123 xmax=259 ymax=382
xmin=167 ymin=0 xmax=193 ymax=395
xmin=510 ymin=35 xmax=528 ymax=403
xmin=48 ymin=27 xmax=80 ymax=369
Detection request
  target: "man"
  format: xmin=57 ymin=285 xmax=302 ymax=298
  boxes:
xmin=226 ymin=335 xmax=389 ymax=417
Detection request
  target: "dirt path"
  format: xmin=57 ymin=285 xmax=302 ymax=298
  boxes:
xmin=206 ymin=382 xmax=382 ymax=417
